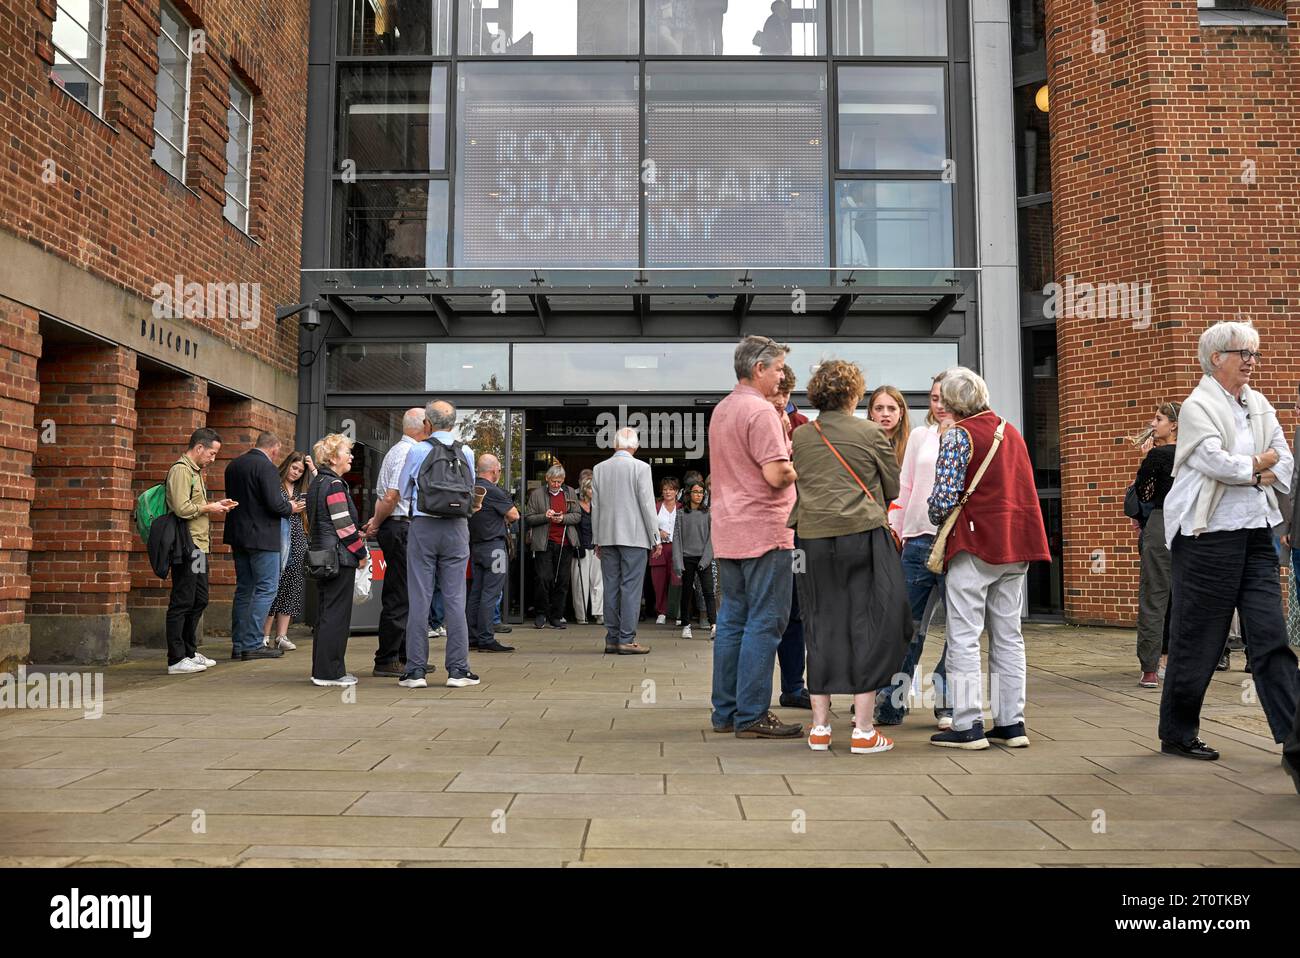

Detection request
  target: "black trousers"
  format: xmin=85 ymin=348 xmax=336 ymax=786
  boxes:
xmin=312 ymin=566 xmax=356 ymax=681
xmin=166 ymin=560 xmax=208 ymax=665
xmin=375 ymin=518 xmax=409 ymax=665
xmin=532 ymin=541 xmax=572 ymax=621
xmin=469 ymin=538 xmax=507 ymax=645
xmin=1160 ymin=528 xmax=1300 ymax=745
xmin=678 ymin=556 xmax=716 ymax=624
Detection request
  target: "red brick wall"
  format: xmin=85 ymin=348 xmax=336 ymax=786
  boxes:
xmin=1 ymin=0 xmax=308 ymax=368
xmin=0 ymin=300 xmax=40 ymax=638
xmin=1048 ymin=0 xmax=1300 ymax=625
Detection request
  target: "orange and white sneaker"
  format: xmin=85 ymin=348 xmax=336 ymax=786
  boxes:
xmin=850 ymin=727 xmax=894 ymax=754
xmin=808 ymin=725 xmax=832 ymax=751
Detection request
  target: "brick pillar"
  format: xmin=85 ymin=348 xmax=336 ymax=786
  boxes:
xmin=128 ymin=374 xmax=210 ymax=648
xmin=204 ymin=395 xmax=297 ymax=637
xmin=29 ymin=345 xmax=138 ymax=663
xmin=0 ymin=298 xmax=41 ymax=671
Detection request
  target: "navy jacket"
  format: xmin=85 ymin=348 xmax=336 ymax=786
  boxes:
xmin=223 ymin=448 xmax=292 ymax=552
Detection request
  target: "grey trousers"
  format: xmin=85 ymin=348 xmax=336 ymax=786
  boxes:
xmin=600 ymin=545 xmax=649 ymax=646
xmin=405 ymin=516 xmax=470 ymax=675
xmin=1136 ymin=509 xmax=1172 ymax=672
xmin=943 ymin=552 xmax=1028 ymax=733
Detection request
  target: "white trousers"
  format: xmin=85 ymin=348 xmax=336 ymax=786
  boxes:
xmin=943 ymin=552 xmax=1028 ymax=732
xmin=570 ymin=551 xmax=605 ymax=623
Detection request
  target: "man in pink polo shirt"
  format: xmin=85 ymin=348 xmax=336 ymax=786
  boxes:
xmin=709 ymin=336 xmax=802 ymax=739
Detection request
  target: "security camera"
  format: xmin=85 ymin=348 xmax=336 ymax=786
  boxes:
xmin=299 ymin=307 xmax=322 ymax=331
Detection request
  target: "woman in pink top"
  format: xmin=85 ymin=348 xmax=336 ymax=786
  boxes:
xmin=875 ymin=372 xmax=956 ymax=727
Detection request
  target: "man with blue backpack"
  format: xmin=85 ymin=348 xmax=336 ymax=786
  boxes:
xmin=396 ymin=400 xmax=480 ymax=690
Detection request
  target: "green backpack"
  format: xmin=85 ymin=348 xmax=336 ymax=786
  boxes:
xmin=135 ymin=481 xmax=170 ymax=543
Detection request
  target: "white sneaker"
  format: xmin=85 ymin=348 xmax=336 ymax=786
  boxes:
xmin=193 ymin=653 xmax=217 ymax=667
xmin=936 ymin=716 xmax=954 ymax=731
xmin=310 ymin=674 xmax=358 ymax=687
xmin=655 ymin=614 xmax=666 ymax=625
xmin=398 ymin=675 xmax=428 ymax=689
xmin=274 ymin=635 xmax=297 ymax=651
xmin=710 ymin=624 xmax=717 ymax=639
xmin=262 ymin=635 xmax=273 ymax=648
xmin=168 ymin=658 xmax=207 ymax=675
xmin=681 ymin=625 xmax=693 ymax=639
xmin=434 ymin=625 xmax=447 ymax=638
xmin=1157 ymin=664 xmax=1166 ymax=680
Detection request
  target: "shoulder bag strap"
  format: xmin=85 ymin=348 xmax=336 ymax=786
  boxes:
xmin=812 ymin=420 xmax=879 ymax=506
xmin=955 ymin=418 xmax=1008 ymax=507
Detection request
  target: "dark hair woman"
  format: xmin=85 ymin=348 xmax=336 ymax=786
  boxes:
xmin=1133 ymin=402 xmax=1179 ymax=688
xmin=672 ymin=481 xmax=716 ymax=639
xmin=263 ymin=450 xmax=318 ymax=651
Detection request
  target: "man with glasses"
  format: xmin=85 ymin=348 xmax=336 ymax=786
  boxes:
xmin=1159 ymin=321 xmax=1299 ymax=762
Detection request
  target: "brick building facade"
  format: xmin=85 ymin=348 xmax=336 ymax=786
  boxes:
xmin=1043 ymin=0 xmax=1299 ymax=625
xmin=0 ymin=0 xmax=308 ymax=669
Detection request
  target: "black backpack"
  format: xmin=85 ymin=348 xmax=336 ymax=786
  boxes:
xmin=414 ymin=439 xmax=474 ymax=518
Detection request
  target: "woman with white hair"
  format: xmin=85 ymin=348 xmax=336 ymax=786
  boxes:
xmin=926 ymin=366 xmax=1051 ymax=749
xmin=1158 ymin=320 xmax=1299 ymax=762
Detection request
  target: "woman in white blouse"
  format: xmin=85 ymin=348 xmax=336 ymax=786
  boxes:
xmin=1159 ymin=320 xmax=1298 ymax=764
xmin=875 ymin=372 xmax=955 ymax=727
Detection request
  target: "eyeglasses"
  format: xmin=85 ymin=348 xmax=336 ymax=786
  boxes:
xmin=1226 ymin=349 xmax=1263 ymax=363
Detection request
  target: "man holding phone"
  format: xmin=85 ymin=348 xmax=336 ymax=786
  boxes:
xmin=524 ymin=464 xmax=582 ymax=629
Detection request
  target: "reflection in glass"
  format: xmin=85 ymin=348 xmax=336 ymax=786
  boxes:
xmin=339 ymin=0 xmax=453 ymax=55
xmin=838 ymin=67 xmax=946 ymax=171
xmin=835 ymin=181 xmax=953 ymax=268
xmin=646 ymin=0 xmax=823 ymax=55
xmin=831 ymin=0 xmax=947 ymax=56
xmin=224 ymin=79 xmax=254 ymax=232
xmin=644 ymin=63 xmax=828 ymax=267
xmin=455 ymin=63 xmax=639 ymax=267
xmin=52 ymin=0 xmax=106 ymax=112
xmin=327 ymin=342 xmax=510 ymax=392
xmin=338 ymin=180 xmax=449 ymax=268
xmin=337 ymin=66 xmax=447 ymax=173
xmin=459 ymin=0 xmax=638 ymax=54
xmin=785 ymin=341 xmax=958 ymax=393
xmin=152 ymin=2 xmax=192 ymax=180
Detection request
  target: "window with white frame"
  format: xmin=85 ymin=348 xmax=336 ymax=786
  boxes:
xmin=224 ymin=76 xmax=254 ymax=231
xmin=52 ymin=0 xmax=108 ymax=114
xmin=152 ymin=3 xmax=193 ymax=180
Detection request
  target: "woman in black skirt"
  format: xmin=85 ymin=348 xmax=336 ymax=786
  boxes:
xmin=788 ymin=359 xmax=913 ymax=755
xmin=306 ymin=434 xmax=370 ymax=687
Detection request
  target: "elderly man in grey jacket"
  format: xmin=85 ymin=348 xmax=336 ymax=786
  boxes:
xmin=592 ymin=427 xmax=661 ymax=654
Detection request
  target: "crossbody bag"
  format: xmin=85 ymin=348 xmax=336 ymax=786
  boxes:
xmin=926 ymin=418 xmax=1008 ymax=574
xmin=303 ymin=476 xmax=340 ymax=580
xmin=812 ymin=420 xmax=904 ymax=553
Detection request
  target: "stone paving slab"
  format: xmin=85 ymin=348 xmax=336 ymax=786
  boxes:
xmin=1 ymin=621 xmax=1298 ymax=868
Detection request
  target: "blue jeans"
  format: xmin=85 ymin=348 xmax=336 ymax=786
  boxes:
xmin=231 ymin=548 xmax=282 ymax=653
xmin=777 ymin=577 xmax=806 ymax=695
xmin=711 ymin=549 xmax=793 ymax=731
xmin=876 ymin=535 xmax=949 ymax=722
xmin=494 ymin=592 xmax=502 ymax=626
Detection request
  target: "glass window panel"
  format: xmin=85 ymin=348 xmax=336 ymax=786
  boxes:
xmin=224 ymin=193 xmax=248 ymax=232
xmin=645 ymin=63 xmax=827 ymax=267
xmin=339 ymin=0 xmax=453 ymax=55
xmin=459 ymin=0 xmax=638 ymax=55
xmin=154 ymin=141 xmax=185 ymax=180
xmin=785 ymin=341 xmax=958 ymax=392
xmin=338 ymin=180 xmax=449 ymax=268
xmin=224 ymin=80 xmax=253 ymax=231
xmin=160 ymin=2 xmax=188 ymax=46
xmin=326 ymin=342 xmax=510 ymax=392
xmin=156 ymin=67 xmax=189 ymax=120
xmin=831 ymin=0 xmax=947 ymax=56
xmin=835 ymin=180 xmax=952 ymax=267
xmin=337 ymin=66 xmax=447 ymax=173
xmin=455 ymin=63 xmax=639 ymax=268
xmin=153 ymin=102 xmax=185 ymax=149
xmin=838 ymin=66 xmax=946 ymax=172
xmin=646 ymin=0 xmax=824 ymax=56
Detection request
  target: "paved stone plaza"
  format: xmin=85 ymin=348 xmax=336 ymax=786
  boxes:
xmin=1 ymin=622 xmax=1299 ymax=868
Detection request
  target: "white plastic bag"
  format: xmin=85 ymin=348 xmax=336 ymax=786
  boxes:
xmin=354 ymin=562 xmax=373 ymax=602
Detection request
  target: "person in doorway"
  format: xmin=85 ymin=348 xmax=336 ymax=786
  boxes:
xmin=755 ymin=0 xmax=792 ymax=55
xmin=927 ymin=366 xmax=1050 ymax=750
xmin=1159 ymin=321 xmax=1298 ymax=760
xmin=677 ymin=469 xmax=709 ymax=623
xmin=772 ymin=366 xmax=810 ymax=709
xmin=1133 ymin=402 xmax=1180 ymax=688
xmin=877 ymin=371 xmax=955 ymax=727
xmin=710 ymin=335 xmax=802 ymax=740
xmin=361 ymin=408 xmax=429 ymax=677
xmin=468 ymin=453 xmax=518 ymax=653
xmin=397 ymin=400 xmax=480 ymax=690
xmin=592 ymin=427 xmax=660 ymax=654
xmin=649 ymin=476 xmax=681 ymax=624
xmin=223 ymin=432 xmax=302 ymax=660
xmin=571 ymin=478 xmax=605 ymax=625
xmin=263 ymin=449 xmax=316 ymax=651
xmin=868 ymin=385 xmax=909 ymax=470
xmin=673 ymin=480 xmax=716 ymax=639
xmin=525 ymin=463 xmax=582 ymax=629
xmin=163 ymin=428 xmax=234 ymax=675
xmin=790 ymin=359 xmax=910 ymax=754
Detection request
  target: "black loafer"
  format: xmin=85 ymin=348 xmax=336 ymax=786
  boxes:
xmin=547 ymin=618 xmax=567 ymax=630
xmin=1161 ymin=738 xmax=1220 ymax=761
xmin=477 ymin=640 xmax=514 ymax=653
xmin=779 ymin=691 xmax=812 ymax=710
xmin=239 ymin=647 xmax=284 ymax=660
xmin=534 ymin=614 xmax=547 ymax=630
xmin=604 ymin=645 xmax=619 ymax=654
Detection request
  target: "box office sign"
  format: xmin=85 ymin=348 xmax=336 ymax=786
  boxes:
xmin=456 ymin=100 xmax=827 ymax=268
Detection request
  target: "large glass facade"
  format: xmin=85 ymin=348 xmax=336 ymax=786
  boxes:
xmin=337 ymin=66 xmax=448 ymax=173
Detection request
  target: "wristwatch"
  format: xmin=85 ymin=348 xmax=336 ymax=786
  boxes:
xmin=1254 ymin=472 xmax=1263 ymax=488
